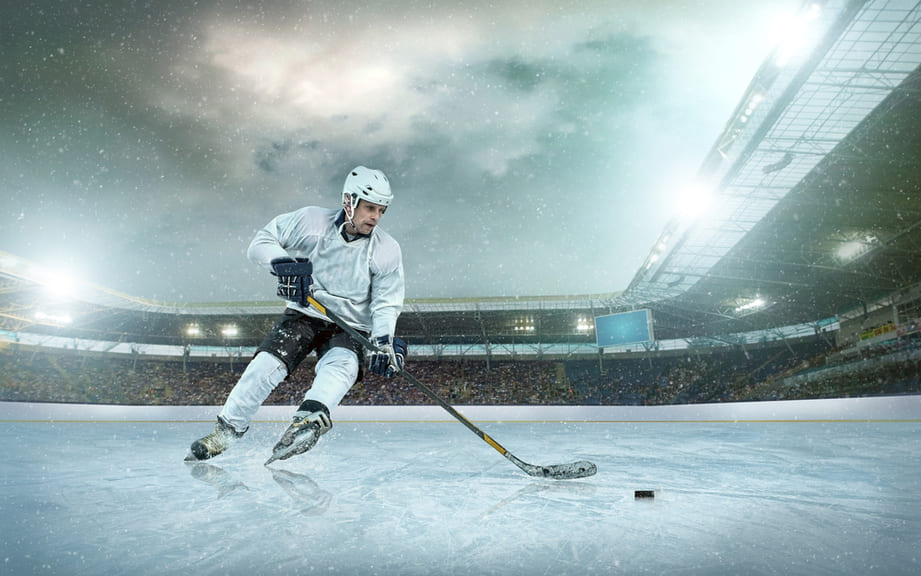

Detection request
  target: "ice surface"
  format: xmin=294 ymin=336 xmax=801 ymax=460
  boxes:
xmin=1 ymin=414 xmax=920 ymax=575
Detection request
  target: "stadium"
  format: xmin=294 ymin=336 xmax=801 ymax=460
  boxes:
xmin=2 ymin=1 xmax=920 ymax=575
xmin=3 ymin=11 xmax=920 ymax=401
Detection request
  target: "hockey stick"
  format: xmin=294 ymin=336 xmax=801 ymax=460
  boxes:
xmin=306 ymin=295 xmax=597 ymax=480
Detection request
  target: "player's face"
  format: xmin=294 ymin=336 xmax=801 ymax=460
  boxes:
xmin=350 ymin=200 xmax=387 ymax=234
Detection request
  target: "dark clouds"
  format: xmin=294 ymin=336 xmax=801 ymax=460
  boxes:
xmin=1 ymin=0 xmax=800 ymax=301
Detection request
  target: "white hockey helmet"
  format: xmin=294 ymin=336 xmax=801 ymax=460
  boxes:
xmin=342 ymin=166 xmax=392 ymax=220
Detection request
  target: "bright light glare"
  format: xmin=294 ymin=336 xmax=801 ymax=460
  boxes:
xmin=772 ymin=3 xmax=822 ymax=67
xmin=186 ymin=324 xmax=201 ymax=337
xmin=837 ymin=235 xmax=877 ymax=263
xmin=513 ymin=317 xmax=535 ymax=332
xmin=35 ymin=311 xmax=73 ymax=324
xmin=837 ymin=240 xmax=864 ymax=262
xmin=735 ymin=298 xmax=766 ymax=313
xmin=675 ymin=183 xmax=712 ymax=222
xmin=30 ymin=266 xmax=81 ymax=300
xmin=221 ymin=325 xmax=239 ymax=337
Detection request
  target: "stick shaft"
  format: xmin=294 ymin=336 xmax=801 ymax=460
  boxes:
xmin=306 ymin=296 xmax=511 ymax=458
xmin=305 ymin=295 xmax=596 ymax=479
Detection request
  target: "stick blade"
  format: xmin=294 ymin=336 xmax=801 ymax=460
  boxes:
xmin=518 ymin=459 xmax=597 ymax=480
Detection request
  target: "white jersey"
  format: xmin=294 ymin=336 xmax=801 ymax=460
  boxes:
xmin=247 ymin=206 xmax=404 ymax=339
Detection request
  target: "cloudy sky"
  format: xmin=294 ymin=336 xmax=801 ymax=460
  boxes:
xmin=1 ymin=0 xmax=801 ymax=302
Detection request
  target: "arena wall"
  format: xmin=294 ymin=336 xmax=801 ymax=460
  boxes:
xmin=2 ymin=395 xmax=919 ymax=423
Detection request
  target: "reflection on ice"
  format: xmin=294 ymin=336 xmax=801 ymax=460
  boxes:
xmin=187 ymin=462 xmax=249 ymax=499
xmin=270 ymin=469 xmax=332 ymax=516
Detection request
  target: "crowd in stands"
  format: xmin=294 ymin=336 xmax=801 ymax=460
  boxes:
xmin=2 ymin=329 xmax=919 ymax=406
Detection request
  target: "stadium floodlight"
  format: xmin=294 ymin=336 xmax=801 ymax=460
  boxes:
xmin=735 ymin=298 xmax=765 ymax=314
xmin=29 ymin=265 xmax=81 ymax=300
xmin=643 ymin=234 xmax=671 ymax=271
xmin=732 ymin=296 xmax=771 ymax=318
xmin=771 ymin=2 xmax=822 ymax=68
xmin=514 ymin=318 xmax=535 ymax=332
xmin=739 ymin=92 xmax=765 ymax=125
xmin=35 ymin=311 xmax=73 ymax=325
xmin=575 ymin=317 xmax=594 ymax=333
xmin=674 ymin=182 xmax=712 ymax=223
xmin=221 ymin=325 xmax=239 ymax=338
xmin=836 ymin=235 xmax=878 ymax=264
xmin=185 ymin=324 xmax=201 ymax=337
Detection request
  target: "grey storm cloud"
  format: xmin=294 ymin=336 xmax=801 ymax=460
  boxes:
xmin=0 ymin=0 xmax=801 ymax=302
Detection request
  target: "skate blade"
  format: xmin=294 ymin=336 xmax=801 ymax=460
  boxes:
xmin=264 ymin=441 xmax=300 ymax=466
xmin=264 ymin=446 xmax=294 ymax=466
xmin=264 ymin=428 xmax=319 ymax=466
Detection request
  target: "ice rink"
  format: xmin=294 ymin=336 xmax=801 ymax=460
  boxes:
xmin=2 ymin=397 xmax=920 ymax=575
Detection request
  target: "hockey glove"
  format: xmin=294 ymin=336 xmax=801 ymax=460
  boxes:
xmin=368 ymin=336 xmax=407 ymax=377
xmin=271 ymin=257 xmax=313 ymax=307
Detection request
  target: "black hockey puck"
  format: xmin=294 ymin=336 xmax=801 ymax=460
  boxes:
xmin=634 ymin=490 xmax=655 ymax=499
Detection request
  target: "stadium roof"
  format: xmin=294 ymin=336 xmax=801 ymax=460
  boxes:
xmin=2 ymin=0 xmax=920 ymax=349
xmin=623 ymin=0 xmax=921 ymax=337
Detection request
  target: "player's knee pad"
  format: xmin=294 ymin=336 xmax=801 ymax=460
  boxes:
xmin=257 ymin=309 xmax=317 ymax=374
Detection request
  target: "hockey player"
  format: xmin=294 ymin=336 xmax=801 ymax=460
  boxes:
xmin=187 ymin=166 xmax=407 ymax=463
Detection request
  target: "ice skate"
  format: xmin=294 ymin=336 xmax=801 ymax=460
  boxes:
xmin=186 ymin=417 xmax=247 ymax=461
xmin=265 ymin=400 xmax=332 ymax=465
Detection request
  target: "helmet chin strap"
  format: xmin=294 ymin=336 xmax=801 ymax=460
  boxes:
xmin=342 ymin=194 xmax=357 ymax=231
xmin=342 ymin=195 xmax=370 ymax=239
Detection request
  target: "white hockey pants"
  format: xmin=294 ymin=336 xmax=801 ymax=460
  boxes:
xmin=219 ymin=348 xmax=359 ymax=433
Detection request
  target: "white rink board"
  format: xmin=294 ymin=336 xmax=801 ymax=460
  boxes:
xmin=2 ymin=395 xmax=919 ymax=422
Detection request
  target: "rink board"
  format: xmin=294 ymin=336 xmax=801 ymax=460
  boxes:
xmin=1 ymin=394 xmax=919 ymax=422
